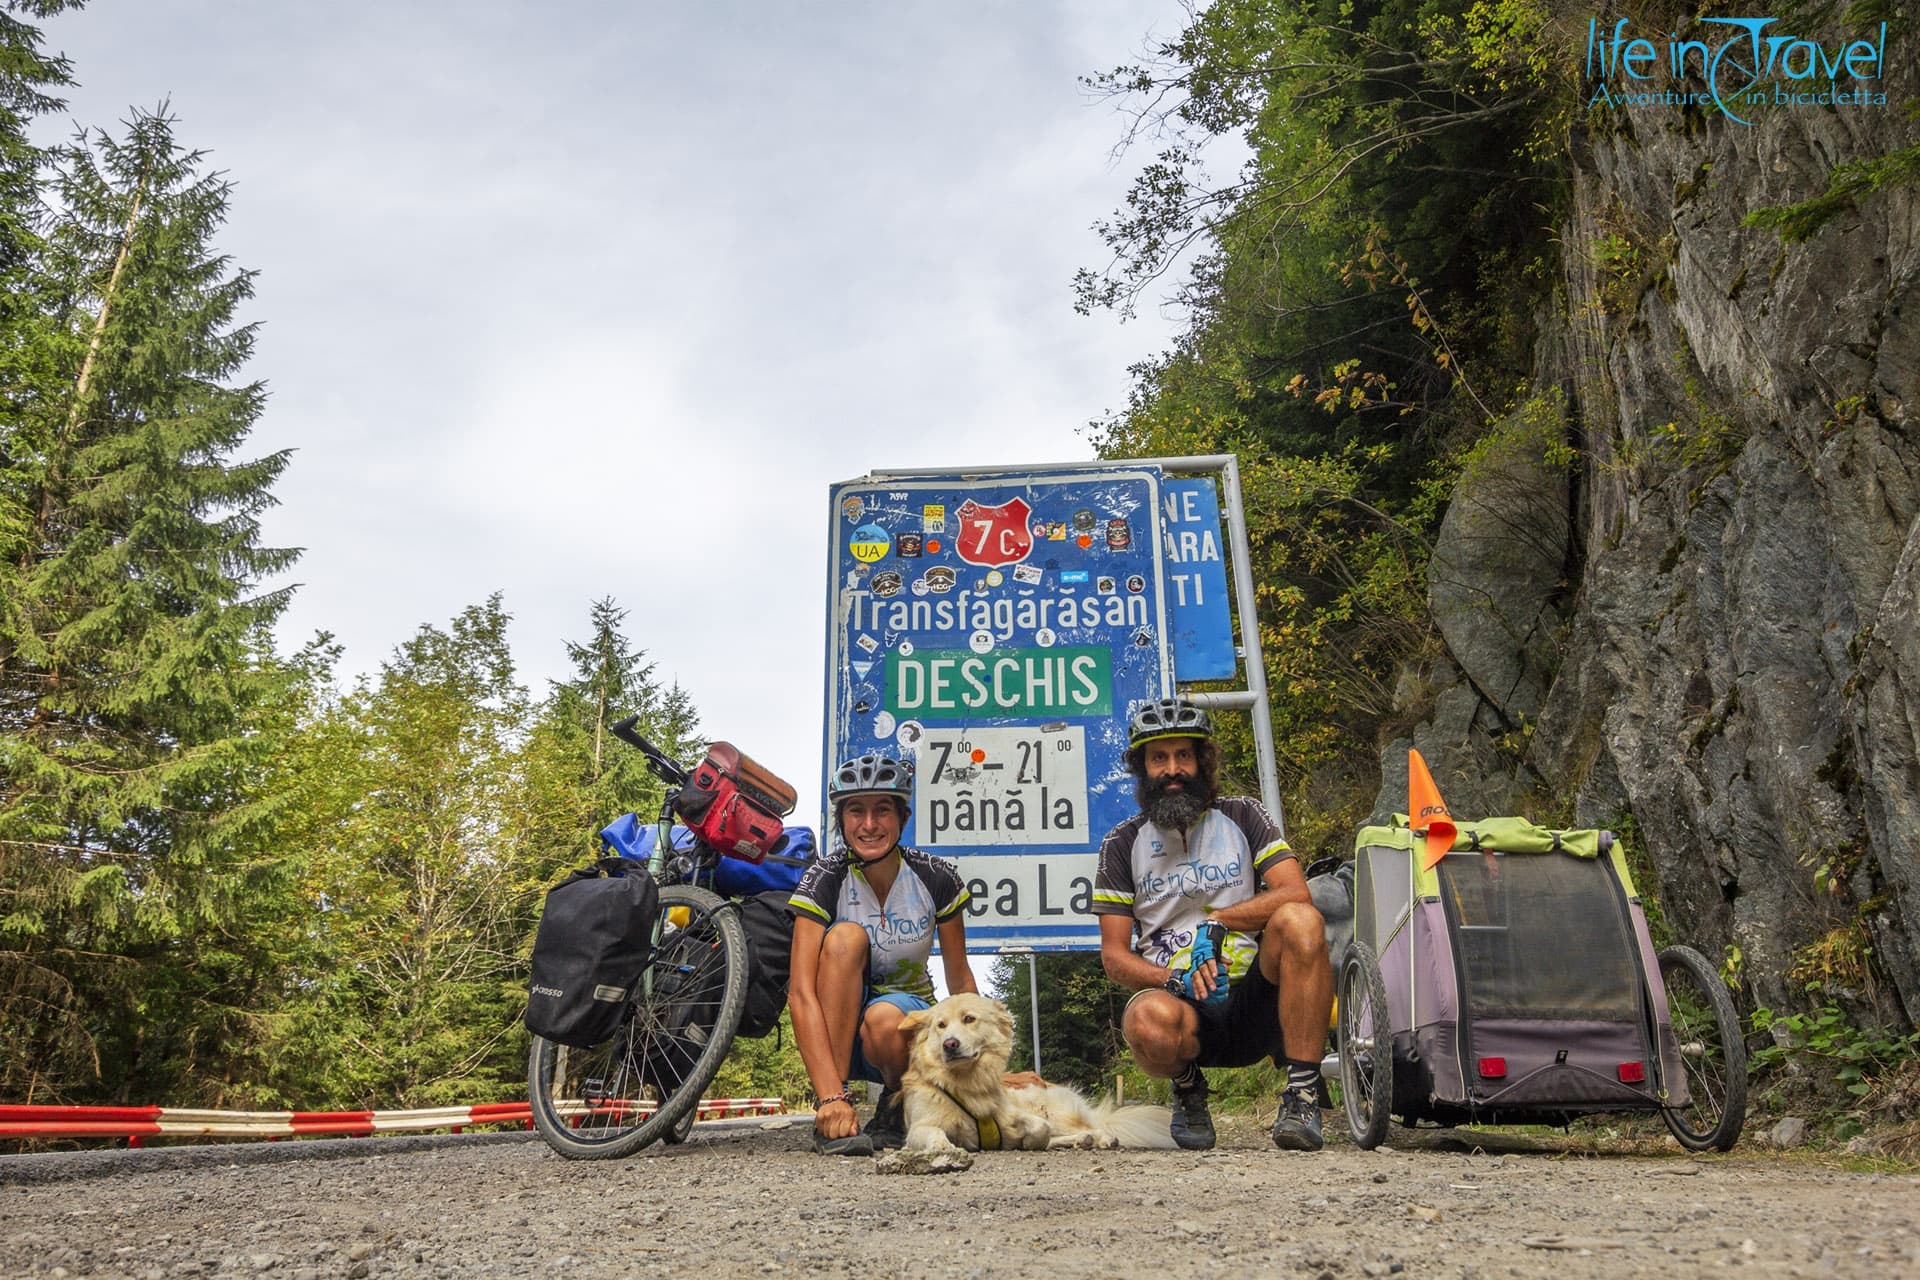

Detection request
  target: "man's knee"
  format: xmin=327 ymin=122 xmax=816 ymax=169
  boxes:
xmin=1122 ymin=991 xmax=1192 ymax=1059
xmin=1264 ymin=899 xmax=1328 ymax=962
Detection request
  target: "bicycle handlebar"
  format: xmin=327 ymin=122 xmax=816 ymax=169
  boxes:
xmin=609 ymin=715 xmax=691 ymax=786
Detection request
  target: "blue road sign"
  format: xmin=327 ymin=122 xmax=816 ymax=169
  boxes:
xmin=824 ymin=470 xmax=1173 ymax=949
xmin=1162 ymin=477 xmax=1236 ymax=681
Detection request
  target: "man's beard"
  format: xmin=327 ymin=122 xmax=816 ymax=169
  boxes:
xmin=1141 ymin=771 xmax=1209 ymax=831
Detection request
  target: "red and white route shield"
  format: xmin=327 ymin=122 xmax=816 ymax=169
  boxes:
xmin=953 ymin=497 xmax=1035 ymax=568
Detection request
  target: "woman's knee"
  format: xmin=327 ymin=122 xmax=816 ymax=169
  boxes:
xmin=860 ymin=1002 xmax=911 ymax=1072
xmin=820 ymin=922 xmax=870 ymax=966
xmin=861 ymin=999 xmax=905 ymax=1041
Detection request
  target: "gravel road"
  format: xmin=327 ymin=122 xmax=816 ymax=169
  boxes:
xmin=3 ymin=1116 xmax=1915 ymax=1279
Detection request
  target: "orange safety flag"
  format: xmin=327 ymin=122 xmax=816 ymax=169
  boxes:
xmin=1410 ymin=748 xmax=1457 ymax=870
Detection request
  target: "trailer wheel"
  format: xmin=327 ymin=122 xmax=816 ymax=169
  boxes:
xmin=1338 ymin=941 xmax=1393 ymax=1150
xmin=1658 ymin=944 xmax=1747 ymax=1152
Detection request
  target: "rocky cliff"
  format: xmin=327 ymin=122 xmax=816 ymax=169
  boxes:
xmin=1386 ymin=45 xmax=1920 ymax=1027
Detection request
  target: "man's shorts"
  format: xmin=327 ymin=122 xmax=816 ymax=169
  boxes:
xmin=1127 ymin=957 xmax=1286 ymax=1069
xmin=849 ymin=990 xmax=930 ymax=1083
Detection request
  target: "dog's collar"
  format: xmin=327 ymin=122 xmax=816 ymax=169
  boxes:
xmin=932 ymin=1083 xmax=1001 ymax=1150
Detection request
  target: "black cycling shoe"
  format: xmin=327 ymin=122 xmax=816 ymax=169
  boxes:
xmin=812 ymin=1130 xmax=874 ymax=1157
xmin=864 ymin=1087 xmax=906 ymax=1151
xmin=1169 ymin=1071 xmax=1216 ymax=1151
xmin=1270 ymin=1086 xmax=1325 ymax=1152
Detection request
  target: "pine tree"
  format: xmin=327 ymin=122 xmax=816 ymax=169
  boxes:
xmin=0 ymin=104 xmax=295 ymax=1102
xmin=520 ymin=597 xmax=701 ymax=864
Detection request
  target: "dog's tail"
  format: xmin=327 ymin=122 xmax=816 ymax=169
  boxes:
xmin=1091 ymin=1103 xmax=1180 ymax=1150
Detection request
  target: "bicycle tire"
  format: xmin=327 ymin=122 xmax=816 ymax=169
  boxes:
xmin=1657 ymin=944 xmax=1747 ymax=1152
xmin=1338 ymin=941 xmax=1393 ymax=1150
xmin=661 ymin=1100 xmax=697 ymax=1144
xmin=528 ymin=883 xmax=747 ymax=1159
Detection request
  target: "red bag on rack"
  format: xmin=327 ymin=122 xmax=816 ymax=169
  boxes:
xmin=672 ymin=742 xmax=797 ymax=863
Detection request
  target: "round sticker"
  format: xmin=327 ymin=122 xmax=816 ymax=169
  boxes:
xmin=896 ymin=720 xmax=924 ymax=749
xmin=911 ymin=577 xmax=929 ymax=597
xmin=898 ymin=640 xmax=914 ymax=657
xmin=1035 ymin=627 xmax=1057 ymax=648
xmin=849 ymin=522 xmax=891 ymax=564
xmin=969 ymin=630 xmax=994 ymax=654
xmin=872 ymin=711 xmax=897 ymax=739
xmin=985 ymin=570 xmax=1004 ymax=587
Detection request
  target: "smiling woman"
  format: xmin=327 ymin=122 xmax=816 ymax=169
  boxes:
xmin=783 ymin=751 xmax=978 ymax=1155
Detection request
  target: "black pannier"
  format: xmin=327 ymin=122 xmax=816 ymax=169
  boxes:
xmin=735 ymin=890 xmax=796 ymax=1039
xmin=525 ymin=858 xmax=659 ymax=1047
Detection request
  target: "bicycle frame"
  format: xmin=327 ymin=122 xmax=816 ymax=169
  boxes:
xmin=606 ymin=715 xmax=701 ymax=1000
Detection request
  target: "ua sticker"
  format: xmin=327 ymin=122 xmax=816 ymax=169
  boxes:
xmin=849 ymin=523 xmax=891 ymax=563
xmin=954 ymin=496 xmax=1034 ymax=568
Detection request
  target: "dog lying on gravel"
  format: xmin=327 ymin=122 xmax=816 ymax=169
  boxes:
xmin=897 ymin=993 xmax=1176 ymax=1153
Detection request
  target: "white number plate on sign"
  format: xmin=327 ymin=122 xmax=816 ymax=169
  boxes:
xmin=913 ymin=725 xmax=1088 ymax=847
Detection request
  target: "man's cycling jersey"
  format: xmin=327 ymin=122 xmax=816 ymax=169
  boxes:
xmin=1091 ymin=797 xmax=1293 ymax=979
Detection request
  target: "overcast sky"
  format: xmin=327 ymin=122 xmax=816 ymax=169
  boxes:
xmin=39 ymin=0 xmax=1194 ymax=826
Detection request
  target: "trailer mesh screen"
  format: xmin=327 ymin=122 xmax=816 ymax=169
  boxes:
xmin=1436 ymin=853 xmax=1641 ymax=1022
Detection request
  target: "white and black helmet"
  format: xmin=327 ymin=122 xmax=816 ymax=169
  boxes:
xmin=1127 ymin=696 xmax=1212 ymax=749
xmin=829 ymin=751 xmax=913 ymax=802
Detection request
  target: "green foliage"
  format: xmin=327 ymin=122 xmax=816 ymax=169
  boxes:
xmin=1752 ymin=996 xmax=1919 ymax=1100
xmin=250 ymin=598 xmax=702 ymax=1110
xmin=994 ymin=952 xmax=1129 ymax=1091
xmin=1 ymin=99 xmax=299 ymax=1105
xmin=709 ymin=1013 xmax=812 ymax=1103
xmin=1745 ymin=140 xmax=1920 ymax=244
xmin=1081 ymin=0 xmax=1578 ymax=833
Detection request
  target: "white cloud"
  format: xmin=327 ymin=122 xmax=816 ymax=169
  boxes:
xmin=40 ymin=0 xmax=1190 ymax=824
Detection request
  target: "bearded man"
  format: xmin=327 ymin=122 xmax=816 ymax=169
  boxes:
xmin=1091 ymin=697 xmax=1333 ymax=1151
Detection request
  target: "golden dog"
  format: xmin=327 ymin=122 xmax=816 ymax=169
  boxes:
xmin=897 ymin=993 xmax=1177 ymax=1153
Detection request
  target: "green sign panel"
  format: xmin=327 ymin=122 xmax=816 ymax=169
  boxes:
xmin=885 ymin=646 xmax=1113 ymax=720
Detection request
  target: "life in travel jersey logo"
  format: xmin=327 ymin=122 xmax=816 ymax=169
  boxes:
xmin=1584 ymin=16 xmax=1889 ymax=125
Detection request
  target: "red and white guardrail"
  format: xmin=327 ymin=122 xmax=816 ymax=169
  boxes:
xmin=0 ymin=1098 xmax=787 ymax=1145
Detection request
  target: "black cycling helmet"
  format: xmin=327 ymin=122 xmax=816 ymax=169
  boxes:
xmin=1127 ymin=696 xmax=1212 ymax=749
xmin=829 ymin=751 xmax=913 ymax=803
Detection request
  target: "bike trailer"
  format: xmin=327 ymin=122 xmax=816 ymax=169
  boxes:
xmin=1349 ymin=815 xmax=1687 ymax=1126
xmin=673 ymin=742 xmax=798 ymax=862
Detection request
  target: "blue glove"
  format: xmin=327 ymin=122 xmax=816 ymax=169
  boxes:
xmin=1180 ymin=920 xmax=1231 ymax=1008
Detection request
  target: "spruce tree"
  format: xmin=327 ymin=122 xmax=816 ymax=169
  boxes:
xmin=0 ymin=105 xmax=295 ymax=1102
xmin=521 ymin=596 xmax=702 ymax=863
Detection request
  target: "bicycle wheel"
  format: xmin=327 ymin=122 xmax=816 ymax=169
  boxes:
xmin=529 ymin=884 xmax=747 ymax=1159
xmin=1657 ymin=944 xmax=1746 ymax=1152
xmin=1338 ymin=941 xmax=1393 ymax=1150
xmin=661 ymin=1102 xmax=698 ymax=1145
